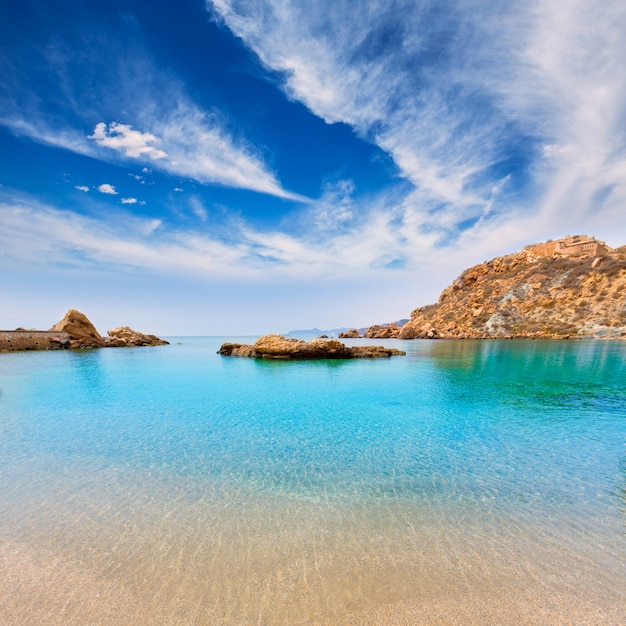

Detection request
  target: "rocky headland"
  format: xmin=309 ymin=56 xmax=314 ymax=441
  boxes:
xmin=393 ymin=235 xmax=626 ymax=340
xmin=0 ymin=309 xmax=168 ymax=352
xmin=218 ymin=334 xmax=405 ymax=360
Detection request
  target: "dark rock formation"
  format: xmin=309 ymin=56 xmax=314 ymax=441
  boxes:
xmin=218 ymin=335 xmax=405 ymax=360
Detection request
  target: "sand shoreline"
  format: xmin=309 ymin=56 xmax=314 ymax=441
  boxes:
xmin=1 ymin=540 xmax=623 ymax=626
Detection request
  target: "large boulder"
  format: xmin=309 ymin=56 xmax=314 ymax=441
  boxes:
xmin=50 ymin=309 xmax=104 ymax=347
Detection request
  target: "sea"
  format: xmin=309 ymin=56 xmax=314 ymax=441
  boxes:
xmin=0 ymin=337 xmax=624 ymax=624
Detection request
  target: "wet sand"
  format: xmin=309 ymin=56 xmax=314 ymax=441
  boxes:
xmin=1 ymin=538 xmax=623 ymax=625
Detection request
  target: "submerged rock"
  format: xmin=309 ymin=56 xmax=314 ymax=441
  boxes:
xmin=218 ymin=334 xmax=405 ymax=360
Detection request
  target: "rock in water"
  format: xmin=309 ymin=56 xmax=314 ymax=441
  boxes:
xmin=50 ymin=309 xmax=104 ymax=347
xmin=48 ymin=309 xmax=169 ymax=349
xmin=218 ymin=334 xmax=405 ymax=359
xmin=106 ymin=326 xmax=169 ymax=347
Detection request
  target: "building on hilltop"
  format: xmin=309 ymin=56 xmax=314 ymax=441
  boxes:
xmin=524 ymin=236 xmax=609 ymax=259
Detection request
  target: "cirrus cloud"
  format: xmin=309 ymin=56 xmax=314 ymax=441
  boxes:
xmin=209 ymin=0 xmax=626 ymax=246
xmin=0 ymin=25 xmax=305 ymax=202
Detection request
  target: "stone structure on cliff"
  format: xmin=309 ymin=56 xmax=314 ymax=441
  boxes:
xmin=218 ymin=334 xmax=405 ymax=359
xmin=397 ymin=236 xmax=626 ymax=340
xmin=524 ymin=235 xmax=609 ymax=260
xmin=0 ymin=309 xmax=169 ymax=352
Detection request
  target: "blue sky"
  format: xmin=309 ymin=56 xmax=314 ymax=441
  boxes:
xmin=1 ymin=0 xmax=625 ymax=335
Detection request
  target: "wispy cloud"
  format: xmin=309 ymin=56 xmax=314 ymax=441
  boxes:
xmin=74 ymin=185 xmax=89 ymax=192
xmin=121 ymin=197 xmax=138 ymax=204
xmin=0 ymin=26 xmax=304 ymax=201
xmin=0 ymin=192 xmax=428 ymax=281
xmin=209 ymin=0 xmax=626 ymax=247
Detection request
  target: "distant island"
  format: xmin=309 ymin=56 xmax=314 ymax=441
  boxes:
xmin=287 ymin=320 xmax=409 ymax=338
xmin=0 ymin=309 xmax=169 ymax=352
xmin=341 ymin=235 xmax=626 ymax=340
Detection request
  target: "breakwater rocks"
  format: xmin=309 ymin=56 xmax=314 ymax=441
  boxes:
xmin=0 ymin=330 xmax=71 ymax=351
xmin=218 ymin=334 xmax=405 ymax=360
xmin=0 ymin=309 xmax=168 ymax=352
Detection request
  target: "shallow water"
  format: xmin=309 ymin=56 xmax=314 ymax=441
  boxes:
xmin=0 ymin=338 xmax=624 ymax=624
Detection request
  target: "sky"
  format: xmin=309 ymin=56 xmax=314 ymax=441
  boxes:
xmin=1 ymin=0 xmax=625 ymax=335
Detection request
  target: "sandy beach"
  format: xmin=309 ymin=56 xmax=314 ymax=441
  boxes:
xmin=2 ymin=538 xmax=623 ymax=625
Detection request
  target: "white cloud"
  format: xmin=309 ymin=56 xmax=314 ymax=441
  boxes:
xmin=97 ymin=183 xmax=118 ymax=195
xmin=91 ymin=122 xmax=168 ymax=160
xmin=121 ymin=197 xmax=138 ymax=204
xmin=0 ymin=35 xmax=304 ymax=201
xmin=174 ymin=187 xmax=183 ymax=192
xmin=209 ymin=0 xmax=626 ymax=247
xmin=0 ymin=192 xmax=422 ymax=282
xmin=149 ymin=101 xmax=308 ymax=201
xmin=0 ymin=199 xmax=247 ymax=277
xmin=74 ymin=185 xmax=89 ymax=192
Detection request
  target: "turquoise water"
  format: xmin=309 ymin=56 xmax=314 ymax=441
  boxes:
xmin=0 ymin=338 xmax=624 ymax=623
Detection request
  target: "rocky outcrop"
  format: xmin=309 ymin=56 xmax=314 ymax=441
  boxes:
xmin=218 ymin=335 xmax=405 ymax=359
xmin=364 ymin=323 xmax=401 ymax=338
xmin=51 ymin=309 xmax=104 ymax=348
xmin=338 ymin=329 xmax=361 ymax=338
xmin=105 ymin=326 xmax=169 ymax=347
xmin=398 ymin=237 xmax=626 ymax=340
xmin=1 ymin=309 xmax=168 ymax=352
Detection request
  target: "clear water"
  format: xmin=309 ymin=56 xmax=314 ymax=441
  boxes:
xmin=0 ymin=338 xmax=624 ymax=624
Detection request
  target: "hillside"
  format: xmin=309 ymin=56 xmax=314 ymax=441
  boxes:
xmin=398 ymin=236 xmax=626 ymax=340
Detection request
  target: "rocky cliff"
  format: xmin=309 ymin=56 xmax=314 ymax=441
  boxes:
xmin=399 ymin=237 xmax=626 ymax=340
